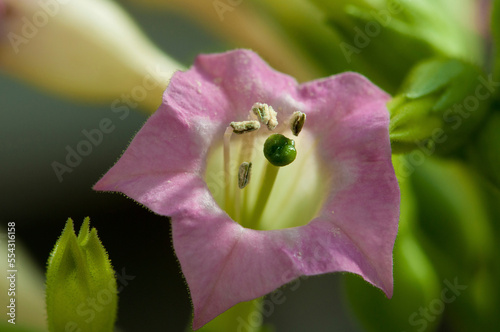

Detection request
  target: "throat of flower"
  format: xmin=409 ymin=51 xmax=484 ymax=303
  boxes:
xmin=205 ymin=111 xmax=328 ymax=231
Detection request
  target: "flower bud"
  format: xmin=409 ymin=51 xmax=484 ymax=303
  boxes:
xmin=46 ymin=218 xmax=117 ymax=332
xmin=389 ymin=57 xmax=491 ymax=154
xmin=1 ymin=0 xmax=182 ymax=112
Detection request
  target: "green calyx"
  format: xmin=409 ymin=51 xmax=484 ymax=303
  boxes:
xmin=263 ymin=134 xmax=297 ymax=167
xmin=46 ymin=217 xmax=117 ymax=332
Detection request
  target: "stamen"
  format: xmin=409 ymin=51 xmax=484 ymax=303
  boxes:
xmin=238 ymin=133 xmax=256 ymax=224
xmin=223 ymin=127 xmax=234 ymax=216
xmin=230 ymin=120 xmax=260 ymax=134
xmin=238 ymin=162 xmax=252 ymax=189
xmin=290 ymin=111 xmax=306 ymax=136
xmin=247 ymin=133 xmax=297 ymax=228
xmin=252 ymin=103 xmax=278 ymax=130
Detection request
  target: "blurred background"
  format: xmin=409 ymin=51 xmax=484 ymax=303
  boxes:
xmin=1 ymin=0 xmax=498 ymax=331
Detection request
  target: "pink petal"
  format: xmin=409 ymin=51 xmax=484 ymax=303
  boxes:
xmin=94 ymin=49 xmax=400 ymax=329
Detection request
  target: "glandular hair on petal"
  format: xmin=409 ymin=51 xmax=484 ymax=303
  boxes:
xmin=230 ymin=120 xmax=260 ymax=134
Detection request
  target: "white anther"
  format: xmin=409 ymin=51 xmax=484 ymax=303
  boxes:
xmin=230 ymin=120 xmax=261 ymax=134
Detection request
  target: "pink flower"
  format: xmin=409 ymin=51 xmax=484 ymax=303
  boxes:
xmin=94 ymin=49 xmax=400 ymax=329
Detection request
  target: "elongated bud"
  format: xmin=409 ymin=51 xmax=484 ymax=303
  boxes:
xmin=238 ymin=162 xmax=252 ymax=189
xmin=46 ymin=218 xmax=117 ymax=332
xmin=230 ymin=120 xmax=261 ymax=134
xmin=1 ymin=0 xmax=182 ymax=112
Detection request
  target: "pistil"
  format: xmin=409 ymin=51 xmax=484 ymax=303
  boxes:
xmin=219 ymin=104 xmax=307 ymax=229
xmin=248 ymin=162 xmax=280 ymax=229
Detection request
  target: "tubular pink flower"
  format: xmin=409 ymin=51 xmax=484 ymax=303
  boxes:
xmin=94 ymin=49 xmax=400 ymax=329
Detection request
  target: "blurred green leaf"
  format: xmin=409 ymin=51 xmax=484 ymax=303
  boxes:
xmin=493 ymin=0 xmax=500 ymax=83
xmin=411 ymin=157 xmax=497 ymax=330
xmin=187 ymin=299 xmax=267 ymax=332
xmin=402 ymin=59 xmax=465 ymax=99
xmin=467 ymin=111 xmax=500 ymax=190
xmin=311 ymin=0 xmax=482 ymax=93
xmin=344 ymin=156 xmax=441 ymax=332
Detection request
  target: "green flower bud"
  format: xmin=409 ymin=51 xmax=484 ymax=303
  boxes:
xmin=389 ymin=58 xmax=491 ymax=154
xmin=46 ymin=218 xmax=117 ymax=332
xmin=263 ymin=134 xmax=297 ymax=167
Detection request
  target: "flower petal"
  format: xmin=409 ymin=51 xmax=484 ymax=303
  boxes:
xmin=173 ymin=206 xmax=398 ymax=328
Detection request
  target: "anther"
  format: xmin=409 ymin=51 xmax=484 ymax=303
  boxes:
xmin=252 ymin=103 xmax=278 ymax=130
xmin=230 ymin=120 xmax=261 ymax=134
xmin=238 ymin=162 xmax=252 ymax=189
xmin=290 ymin=111 xmax=306 ymax=136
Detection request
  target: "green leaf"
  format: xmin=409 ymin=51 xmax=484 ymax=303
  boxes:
xmin=389 ymin=57 xmax=491 ymax=154
xmin=403 ymin=59 xmax=464 ymax=99
xmin=312 ymin=0 xmax=482 ymax=93
xmin=46 ymin=218 xmax=117 ymax=332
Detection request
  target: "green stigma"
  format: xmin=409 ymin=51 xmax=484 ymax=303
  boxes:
xmin=263 ymin=134 xmax=297 ymax=167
